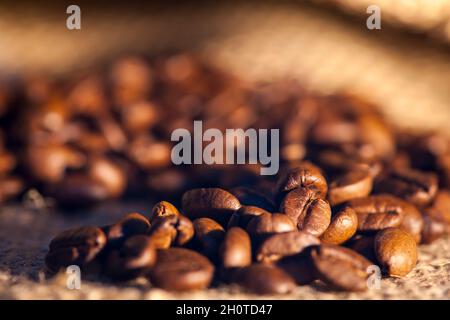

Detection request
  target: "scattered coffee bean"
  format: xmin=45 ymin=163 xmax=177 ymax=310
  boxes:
xmin=328 ymin=168 xmax=373 ymax=206
xmin=320 ymin=207 xmax=358 ymax=245
xmin=246 ymin=212 xmax=296 ymax=238
xmin=149 ymin=201 xmax=180 ymax=223
xmin=107 ymin=212 xmax=151 ymax=247
xmin=193 ymin=217 xmax=225 ymax=260
xmin=149 ymin=248 xmax=214 ymax=291
xmin=220 ymin=227 xmax=252 ymax=268
xmin=374 ymin=228 xmax=418 ymax=277
xmin=228 ymin=205 xmax=270 ymax=229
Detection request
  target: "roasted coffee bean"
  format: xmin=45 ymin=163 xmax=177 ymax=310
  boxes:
xmin=107 ymin=213 xmax=150 ymax=247
xmin=328 ymin=168 xmax=373 ymax=206
xmin=320 ymin=207 xmax=358 ymax=245
xmin=309 ymin=244 xmax=373 ymax=292
xmin=256 ymin=231 xmax=319 ymax=263
xmin=230 ymin=263 xmax=296 ymax=294
xmin=219 ymin=227 xmax=252 ymax=268
xmin=229 ymin=187 xmax=276 ymax=212
xmin=149 ymin=201 xmax=180 ymax=223
xmin=421 ymin=215 xmax=448 ymax=244
xmin=398 ymin=203 xmax=423 ymax=244
xmin=45 ymin=226 xmax=106 ymax=273
xmin=193 ymin=217 xmax=225 ymax=260
xmin=279 ymin=188 xmax=331 ymax=237
xmin=275 ymin=161 xmax=328 ymax=202
xmin=277 ymin=252 xmax=317 ymax=285
xmin=88 ymin=156 xmax=127 ymax=198
xmin=148 ymin=214 xmax=194 ymax=248
xmin=348 ymin=195 xmax=410 ymax=232
xmin=375 ymin=168 xmax=438 ymax=207
xmin=424 ymin=190 xmax=450 ymax=225
xmin=227 ymin=205 xmax=270 ymax=229
xmin=149 ymin=248 xmax=214 ymax=291
xmin=374 ymin=228 xmax=417 ymax=277
xmin=246 ymin=212 xmax=296 ymax=238
xmin=182 ymin=188 xmax=241 ymax=226
xmin=104 ymin=235 xmax=156 ymax=280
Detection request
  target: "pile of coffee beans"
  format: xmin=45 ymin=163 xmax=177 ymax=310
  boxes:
xmin=1 ymin=52 xmax=449 ymax=292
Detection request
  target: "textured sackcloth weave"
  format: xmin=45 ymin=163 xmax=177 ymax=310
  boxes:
xmin=0 ymin=1 xmax=449 ymax=299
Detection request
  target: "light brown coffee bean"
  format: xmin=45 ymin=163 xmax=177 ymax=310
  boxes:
xmin=220 ymin=227 xmax=252 ymax=268
xmin=193 ymin=217 xmax=225 ymax=260
xmin=228 ymin=205 xmax=270 ymax=229
xmin=107 ymin=212 xmax=151 ymax=247
xmin=149 ymin=201 xmax=180 ymax=223
xmin=279 ymin=188 xmax=331 ymax=237
xmin=320 ymin=207 xmax=358 ymax=245
xmin=256 ymin=231 xmax=320 ymax=263
xmin=246 ymin=212 xmax=296 ymax=238
xmin=328 ymin=168 xmax=373 ymax=206
xmin=182 ymin=188 xmax=241 ymax=226
xmin=149 ymin=248 xmax=214 ymax=291
xmin=374 ymin=227 xmax=418 ymax=277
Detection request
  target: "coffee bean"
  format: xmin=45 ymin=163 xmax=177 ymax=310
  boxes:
xmin=425 ymin=190 xmax=450 ymax=225
xmin=279 ymin=188 xmax=331 ymax=237
xmin=182 ymin=188 xmax=241 ymax=226
xmin=193 ymin=217 xmax=225 ymax=260
xmin=421 ymin=214 xmax=449 ymax=244
xmin=309 ymin=244 xmax=373 ymax=292
xmin=246 ymin=212 xmax=296 ymax=238
xmin=374 ymin=228 xmax=417 ymax=277
xmin=107 ymin=212 xmax=151 ymax=247
xmin=105 ymin=235 xmax=156 ymax=280
xmin=149 ymin=201 xmax=180 ymax=223
xmin=256 ymin=231 xmax=320 ymax=263
xmin=148 ymin=214 xmax=194 ymax=248
xmin=230 ymin=263 xmax=296 ymax=294
xmin=328 ymin=168 xmax=373 ymax=206
xmin=45 ymin=226 xmax=106 ymax=273
xmin=149 ymin=248 xmax=214 ymax=291
xmin=88 ymin=156 xmax=127 ymax=198
xmin=348 ymin=195 xmax=408 ymax=232
xmin=219 ymin=227 xmax=252 ymax=268
xmin=375 ymin=168 xmax=438 ymax=207
xmin=320 ymin=207 xmax=358 ymax=245
xmin=275 ymin=162 xmax=328 ymax=202
xmin=398 ymin=202 xmax=423 ymax=243
xmin=421 ymin=191 xmax=450 ymax=243
xmin=228 ymin=205 xmax=270 ymax=229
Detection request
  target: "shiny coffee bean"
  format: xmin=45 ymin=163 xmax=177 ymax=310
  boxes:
xmin=149 ymin=201 xmax=180 ymax=223
xmin=328 ymin=168 xmax=373 ymax=206
xmin=149 ymin=248 xmax=214 ymax=291
xmin=275 ymin=161 xmax=328 ymax=202
xmin=374 ymin=228 xmax=417 ymax=277
xmin=320 ymin=207 xmax=358 ymax=245
xmin=148 ymin=214 xmax=194 ymax=249
xmin=182 ymin=188 xmax=241 ymax=226
xmin=193 ymin=217 xmax=225 ymax=260
xmin=45 ymin=226 xmax=106 ymax=273
xmin=246 ymin=212 xmax=296 ymax=238
xmin=227 ymin=205 xmax=270 ymax=229
xmin=104 ymin=235 xmax=156 ymax=280
xmin=348 ymin=195 xmax=409 ymax=232
xmin=256 ymin=231 xmax=320 ymax=263
xmin=398 ymin=202 xmax=423 ymax=244
xmin=219 ymin=227 xmax=252 ymax=268
xmin=279 ymin=188 xmax=331 ymax=237
xmin=107 ymin=212 xmax=151 ymax=247
xmin=309 ymin=244 xmax=373 ymax=292
xmin=375 ymin=168 xmax=438 ymax=207
xmin=230 ymin=263 xmax=296 ymax=294
xmin=229 ymin=187 xmax=276 ymax=212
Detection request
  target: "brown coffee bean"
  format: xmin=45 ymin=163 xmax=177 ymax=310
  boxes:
xmin=229 ymin=187 xmax=276 ymax=212
xmin=275 ymin=161 xmax=328 ymax=201
xmin=425 ymin=190 xmax=450 ymax=225
xmin=149 ymin=201 xmax=180 ymax=223
xmin=421 ymin=191 xmax=450 ymax=243
xmin=279 ymin=188 xmax=331 ymax=237
xmin=246 ymin=212 xmax=296 ymax=238
xmin=374 ymin=228 xmax=417 ymax=277
xmin=348 ymin=195 xmax=409 ymax=232
xmin=375 ymin=168 xmax=438 ymax=207
xmin=309 ymin=244 xmax=373 ymax=292
xmin=148 ymin=214 xmax=194 ymax=249
xmin=107 ymin=213 xmax=151 ymax=247
xmin=231 ymin=263 xmax=296 ymax=294
xmin=398 ymin=202 xmax=423 ymax=244
xmin=88 ymin=156 xmax=127 ymax=198
xmin=256 ymin=231 xmax=320 ymax=263
xmin=104 ymin=235 xmax=156 ymax=280
xmin=228 ymin=205 xmax=270 ymax=229
xmin=320 ymin=207 xmax=358 ymax=245
xmin=127 ymin=135 xmax=172 ymax=170
xmin=219 ymin=227 xmax=252 ymax=268
xmin=182 ymin=188 xmax=241 ymax=226
xmin=45 ymin=226 xmax=106 ymax=273
xmin=193 ymin=217 xmax=225 ymax=260
xmin=149 ymin=248 xmax=214 ymax=291
xmin=328 ymin=169 xmax=373 ymax=206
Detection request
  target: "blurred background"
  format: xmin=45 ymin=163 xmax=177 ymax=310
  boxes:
xmin=0 ymin=0 xmax=449 ymax=133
